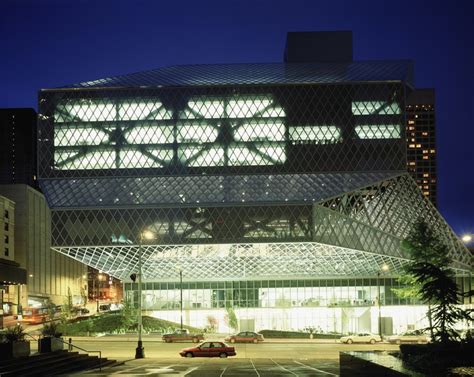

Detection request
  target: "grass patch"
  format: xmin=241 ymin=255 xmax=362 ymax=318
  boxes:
xmin=58 ymin=312 xmax=202 ymax=336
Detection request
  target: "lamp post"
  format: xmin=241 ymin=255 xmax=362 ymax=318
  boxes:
xmin=179 ymin=269 xmax=183 ymax=331
xmin=97 ymin=273 xmax=104 ymax=313
xmin=377 ymin=264 xmax=389 ymax=340
xmin=134 ymin=230 xmax=154 ymax=359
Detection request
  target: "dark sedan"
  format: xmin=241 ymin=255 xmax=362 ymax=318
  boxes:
xmin=179 ymin=341 xmax=236 ymax=358
xmin=225 ymin=331 xmax=265 ymax=343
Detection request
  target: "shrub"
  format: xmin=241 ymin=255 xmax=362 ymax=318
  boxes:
xmin=400 ymin=342 xmax=474 ymax=374
xmin=3 ymin=325 xmax=26 ymax=342
xmin=41 ymin=322 xmax=62 ymax=337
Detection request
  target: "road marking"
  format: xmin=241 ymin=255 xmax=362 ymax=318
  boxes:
xmin=250 ymin=359 xmax=261 ymax=377
xmin=183 ymin=366 xmax=199 ymax=376
xmin=271 ymin=359 xmax=299 ymax=376
xmin=293 ymin=360 xmax=338 ymax=376
xmin=219 ymin=366 xmax=228 ymax=377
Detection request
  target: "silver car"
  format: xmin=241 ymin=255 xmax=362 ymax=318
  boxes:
xmin=387 ymin=330 xmax=429 ymax=344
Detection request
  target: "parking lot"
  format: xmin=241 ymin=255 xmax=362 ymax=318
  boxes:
xmin=77 ymin=358 xmax=340 ymax=376
xmin=61 ymin=335 xmax=400 ymax=376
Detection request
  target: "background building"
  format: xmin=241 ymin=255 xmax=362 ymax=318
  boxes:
xmin=406 ymin=89 xmax=436 ymax=206
xmin=1 ymin=194 xmax=27 ymax=328
xmin=0 ymin=109 xmax=38 ymax=188
xmin=36 ymin=32 xmax=472 ymax=334
xmin=0 ymin=185 xmax=87 ymax=312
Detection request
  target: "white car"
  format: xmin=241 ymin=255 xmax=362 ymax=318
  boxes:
xmin=340 ymin=333 xmax=382 ymax=344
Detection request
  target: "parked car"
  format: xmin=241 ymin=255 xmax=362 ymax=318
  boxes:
xmin=340 ymin=333 xmax=382 ymax=344
xmin=387 ymin=330 xmax=429 ymax=344
xmin=162 ymin=328 xmax=204 ymax=343
xmin=225 ymin=331 xmax=264 ymax=343
xmin=179 ymin=341 xmax=236 ymax=358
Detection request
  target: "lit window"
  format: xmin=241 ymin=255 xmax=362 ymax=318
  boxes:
xmin=409 ymin=162 xmax=416 ymax=166
xmin=430 ymin=149 xmax=436 ymax=153
xmin=416 ymin=144 xmax=421 ymax=148
xmin=423 ymin=173 xmax=429 ymax=177
xmin=408 ymin=144 xmax=416 ymax=148
xmin=355 ymin=125 xmax=401 ymax=139
xmin=408 ymin=120 xmax=415 ymax=125
xmin=423 ymin=191 xmax=430 ymax=195
xmin=352 ymin=101 xmax=400 ymax=115
xmin=422 ymin=150 xmax=428 ymax=154
xmin=422 ymin=132 xmax=428 ymax=136
xmin=423 ymin=156 xmax=429 ymax=160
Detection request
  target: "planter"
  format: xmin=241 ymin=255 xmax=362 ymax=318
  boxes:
xmin=38 ymin=337 xmax=65 ymax=353
xmin=0 ymin=341 xmax=31 ymax=360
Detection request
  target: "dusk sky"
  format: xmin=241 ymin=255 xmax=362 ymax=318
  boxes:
xmin=1 ymin=0 xmax=472 ymax=235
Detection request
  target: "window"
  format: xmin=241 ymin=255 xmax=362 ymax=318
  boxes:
xmin=4 ymin=210 xmax=8 ymax=219
xmin=4 ymin=235 xmax=8 ymax=244
xmin=4 ymin=247 xmax=9 ymax=256
xmin=4 ymin=222 xmax=8 ymax=231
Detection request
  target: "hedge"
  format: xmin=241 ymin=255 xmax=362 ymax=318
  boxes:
xmin=259 ymin=330 xmax=344 ymax=339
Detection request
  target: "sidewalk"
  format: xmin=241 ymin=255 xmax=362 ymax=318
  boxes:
xmin=67 ymin=333 xmax=341 ymax=344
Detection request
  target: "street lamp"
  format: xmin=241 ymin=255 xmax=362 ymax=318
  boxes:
xmin=132 ymin=229 xmax=154 ymax=359
xmin=179 ymin=269 xmax=183 ymax=331
xmin=461 ymin=233 xmax=473 ymax=244
xmin=377 ymin=263 xmax=389 ymax=340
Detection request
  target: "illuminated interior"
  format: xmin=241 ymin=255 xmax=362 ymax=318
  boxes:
xmin=53 ymin=96 xmax=403 ymax=170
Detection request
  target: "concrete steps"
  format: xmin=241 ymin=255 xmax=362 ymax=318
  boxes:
xmin=0 ymin=350 xmax=120 ymax=376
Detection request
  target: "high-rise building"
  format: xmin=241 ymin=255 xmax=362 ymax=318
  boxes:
xmin=36 ymin=32 xmax=471 ymax=334
xmin=0 ymin=109 xmax=38 ymax=188
xmin=406 ymin=89 xmax=436 ymax=207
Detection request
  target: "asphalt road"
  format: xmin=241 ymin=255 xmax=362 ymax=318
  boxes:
xmin=66 ymin=336 xmax=399 ymax=360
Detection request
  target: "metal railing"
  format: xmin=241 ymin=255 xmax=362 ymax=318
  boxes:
xmin=25 ymin=332 xmax=102 ymax=372
xmin=65 ymin=338 xmax=102 ymax=372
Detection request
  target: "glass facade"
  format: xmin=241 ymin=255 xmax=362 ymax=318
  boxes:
xmin=37 ymin=62 xmax=472 ymax=334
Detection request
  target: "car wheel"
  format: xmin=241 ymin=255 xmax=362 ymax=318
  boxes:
xmin=192 ymin=337 xmax=198 ymax=343
xmin=346 ymin=339 xmax=353 ymax=344
xmin=370 ymin=339 xmax=376 ymax=344
xmin=185 ymin=352 xmax=194 ymax=358
xmin=230 ymin=338 xmax=235 ymax=343
xmin=219 ymin=353 xmax=228 ymax=358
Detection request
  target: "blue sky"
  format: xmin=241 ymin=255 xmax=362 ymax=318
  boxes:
xmin=1 ymin=0 xmax=472 ymax=235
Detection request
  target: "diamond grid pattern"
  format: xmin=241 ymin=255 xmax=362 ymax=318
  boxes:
xmin=38 ymin=63 xmax=471 ymax=285
xmin=39 ymin=171 xmax=397 ymax=208
xmin=58 ymin=61 xmax=414 ymax=89
xmin=38 ymin=83 xmax=406 ymax=179
xmin=53 ymin=242 xmax=409 ymax=281
xmin=317 ymin=174 xmax=472 ymax=270
xmin=52 ymin=174 xmax=473 ymax=280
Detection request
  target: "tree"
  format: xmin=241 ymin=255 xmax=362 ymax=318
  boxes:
xmin=61 ymin=287 xmax=74 ymax=322
xmin=399 ymin=218 xmax=472 ymax=344
xmin=224 ymin=306 xmax=238 ymax=331
xmin=393 ymin=218 xmax=451 ymax=337
xmin=406 ymin=262 xmax=469 ymax=344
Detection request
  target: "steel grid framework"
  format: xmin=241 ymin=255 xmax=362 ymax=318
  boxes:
xmin=52 ymin=174 xmax=473 ymax=281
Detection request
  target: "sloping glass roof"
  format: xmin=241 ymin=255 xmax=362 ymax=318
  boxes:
xmin=40 ymin=171 xmax=399 ymax=209
xmin=58 ymin=61 xmax=414 ymax=89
